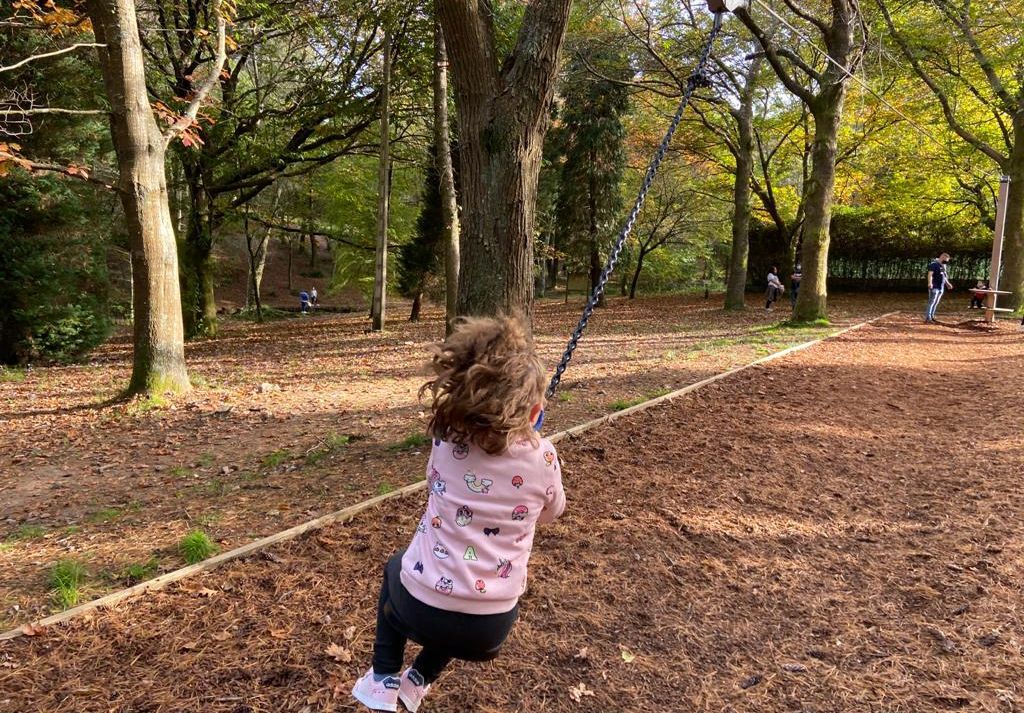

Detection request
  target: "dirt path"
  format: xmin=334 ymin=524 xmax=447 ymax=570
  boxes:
xmin=2 ymin=314 xmax=1021 ymax=712
xmin=0 ymin=294 xmax=914 ymax=628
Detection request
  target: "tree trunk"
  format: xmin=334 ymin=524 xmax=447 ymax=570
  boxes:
xmin=286 ymin=238 xmax=293 ymax=291
xmin=371 ymin=29 xmax=391 ymax=333
xmin=434 ymin=19 xmax=461 ymax=336
xmin=86 ymin=0 xmax=190 ymax=395
xmin=725 ymin=121 xmax=753 ymax=310
xmin=438 ymin=0 xmax=573 ymax=320
xmin=794 ymin=104 xmax=844 ymax=322
xmin=1002 ymin=116 xmax=1024 ymax=312
xmin=629 ymin=249 xmax=647 ymax=299
xmin=180 ymin=164 xmax=218 ymax=338
xmin=724 ymin=57 xmax=761 ymax=311
xmin=410 ymin=292 xmax=422 ymax=322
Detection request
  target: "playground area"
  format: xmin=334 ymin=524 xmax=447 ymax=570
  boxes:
xmin=2 ymin=305 xmax=1022 ymax=711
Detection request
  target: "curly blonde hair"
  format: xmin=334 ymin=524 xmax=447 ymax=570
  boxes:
xmin=420 ymin=315 xmax=546 ymax=455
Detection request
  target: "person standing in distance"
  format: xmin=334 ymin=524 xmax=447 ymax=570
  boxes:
xmin=925 ymin=252 xmax=953 ymax=323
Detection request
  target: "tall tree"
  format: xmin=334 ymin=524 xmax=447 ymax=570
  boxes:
xmin=433 ymin=16 xmax=460 ymax=334
xmin=437 ymin=0 xmax=574 ymax=319
xmin=737 ymin=1 xmax=866 ymax=321
xmin=1 ymin=0 xmax=225 ymax=392
xmin=371 ymin=28 xmax=392 ymax=332
xmin=877 ymin=0 xmax=1024 ymax=311
xmin=554 ymin=43 xmax=630 ymax=308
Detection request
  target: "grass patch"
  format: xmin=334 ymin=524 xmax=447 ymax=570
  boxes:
xmin=305 ymin=433 xmax=352 ymax=465
xmin=0 ymin=366 xmax=26 ymax=383
xmin=609 ymin=397 xmax=645 ymax=412
xmin=195 ymin=510 xmax=223 ymax=527
xmin=558 ymin=392 xmax=574 ymax=403
xmin=87 ymin=506 xmax=124 ymax=524
xmin=6 ymin=523 xmax=46 ymax=541
xmin=170 ymin=465 xmax=192 ymax=478
xmin=63 ymin=525 xmax=82 ymax=536
xmin=197 ymin=452 xmax=215 ymax=467
xmin=125 ymin=393 xmax=167 ymax=416
xmin=262 ymin=449 xmax=291 ymax=469
xmin=119 ymin=557 xmax=159 ymax=585
xmin=376 ymin=481 xmax=395 ymax=496
xmin=388 ymin=432 xmax=431 ymax=452
xmin=49 ymin=559 xmax=87 ymax=609
xmin=179 ymin=530 xmax=218 ymax=564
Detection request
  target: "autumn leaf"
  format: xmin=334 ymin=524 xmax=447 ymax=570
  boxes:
xmin=620 ymin=646 xmax=636 ymax=664
xmin=343 ymin=625 xmax=356 ymax=641
xmin=325 ymin=643 xmax=352 ymax=663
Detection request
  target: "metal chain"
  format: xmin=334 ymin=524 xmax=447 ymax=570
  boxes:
xmin=546 ymin=12 xmax=725 ymax=400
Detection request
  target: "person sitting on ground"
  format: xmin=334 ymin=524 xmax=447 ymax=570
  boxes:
xmin=311 ymin=286 xmax=319 ymax=308
xmin=790 ymin=263 xmax=802 ymax=309
xmin=351 ymin=315 xmax=567 ymax=713
xmin=969 ymin=280 xmax=988 ymax=309
xmin=925 ymin=252 xmax=953 ymax=323
xmin=299 ymin=290 xmax=310 ymax=314
xmin=765 ymin=266 xmax=783 ymax=311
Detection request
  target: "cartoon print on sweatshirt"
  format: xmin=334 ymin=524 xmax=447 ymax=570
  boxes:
xmin=416 ymin=519 xmax=426 ymax=534
xmin=431 ymin=516 xmax=442 ymax=529
xmin=464 ymin=546 xmax=478 ymax=561
xmin=543 ymin=451 xmax=555 ymax=467
xmin=413 ymin=561 xmax=424 ymax=574
xmin=428 ymin=466 xmax=446 ymax=497
xmin=496 ymin=558 xmax=512 ymax=579
xmin=511 ymin=505 xmax=528 ymax=521
xmin=464 ymin=472 xmax=493 ymax=494
xmin=452 ymin=443 xmax=470 ymax=460
xmin=475 ymin=579 xmax=487 ymax=594
xmin=456 ymin=505 xmax=473 ymax=527
xmin=435 ymin=576 xmax=454 ymax=595
xmin=432 ymin=543 xmax=450 ymax=560
xmin=483 ymin=527 xmax=500 ymax=537
xmin=511 ymin=475 xmax=524 ymax=489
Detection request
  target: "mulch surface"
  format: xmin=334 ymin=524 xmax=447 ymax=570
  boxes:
xmin=2 ymin=314 xmax=1022 ymax=712
xmin=0 ymin=293 xmax=908 ymax=627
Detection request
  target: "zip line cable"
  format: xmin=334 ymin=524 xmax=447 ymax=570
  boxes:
xmin=545 ymin=11 xmax=726 ymax=400
xmin=749 ymin=0 xmax=999 ymax=179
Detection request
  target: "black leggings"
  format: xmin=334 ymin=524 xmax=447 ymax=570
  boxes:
xmin=372 ymin=552 xmax=518 ymax=683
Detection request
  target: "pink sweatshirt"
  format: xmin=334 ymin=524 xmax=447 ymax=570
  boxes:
xmin=400 ymin=436 xmax=566 ymax=615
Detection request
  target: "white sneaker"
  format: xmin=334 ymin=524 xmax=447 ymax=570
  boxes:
xmin=352 ymin=668 xmax=400 ymax=712
xmin=398 ymin=668 xmax=431 ymax=712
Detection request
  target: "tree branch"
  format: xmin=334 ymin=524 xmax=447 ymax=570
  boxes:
xmin=163 ymin=0 xmax=228 ymax=148
xmin=0 ymin=43 xmax=105 ymax=74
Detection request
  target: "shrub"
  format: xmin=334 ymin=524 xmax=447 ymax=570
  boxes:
xmin=49 ymin=559 xmax=87 ymax=609
xmin=179 ymin=530 xmax=218 ymax=564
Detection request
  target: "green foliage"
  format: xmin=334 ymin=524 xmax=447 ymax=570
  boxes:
xmin=0 ymin=174 xmax=113 ymax=364
xmin=305 ymin=433 xmax=350 ymax=465
xmin=552 ymin=40 xmax=630 ymax=279
xmin=376 ymin=481 xmax=395 ymax=496
xmin=389 ymin=432 xmax=431 ymax=451
xmin=0 ymin=366 xmax=27 ymax=382
xmin=398 ymin=140 xmax=456 ymax=301
xmin=120 ymin=557 xmax=160 ymax=585
xmin=262 ymin=449 xmax=291 ymax=468
xmin=49 ymin=559 xmax=87 ymax=609
xmin=179 ymin=530 xmax=218 ymax=564
xmin=6 ymin=523 xmax=46 ymax=542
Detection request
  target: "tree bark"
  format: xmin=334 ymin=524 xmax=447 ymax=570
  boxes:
xmin=434 ymin=19 xmax=461 ymax=336
xmin=438 ymin=0 xmax=573 ymax=320
xmin=725 ymin=113 xmax=754 ymax=310
xmin=629 ymin=249 xmax=647 ymax=299
xmin=1002 ymin=115 xmax=1024 ymax=311
xmin=371 ymin=29 xmax=391 ymax=333
xmin=410 ymin=292 xmax=423 ymax=322
xmin=794 ymin=105 xmax=843 ymax=321
xmin=86 ymin=0 xmax=190 ymax=395
xmin=181 ymin=176 xmax=218 ymax=338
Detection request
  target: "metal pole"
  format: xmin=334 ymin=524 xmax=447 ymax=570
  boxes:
xmin=986 ymin=176 xmax=1011 ymax=323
